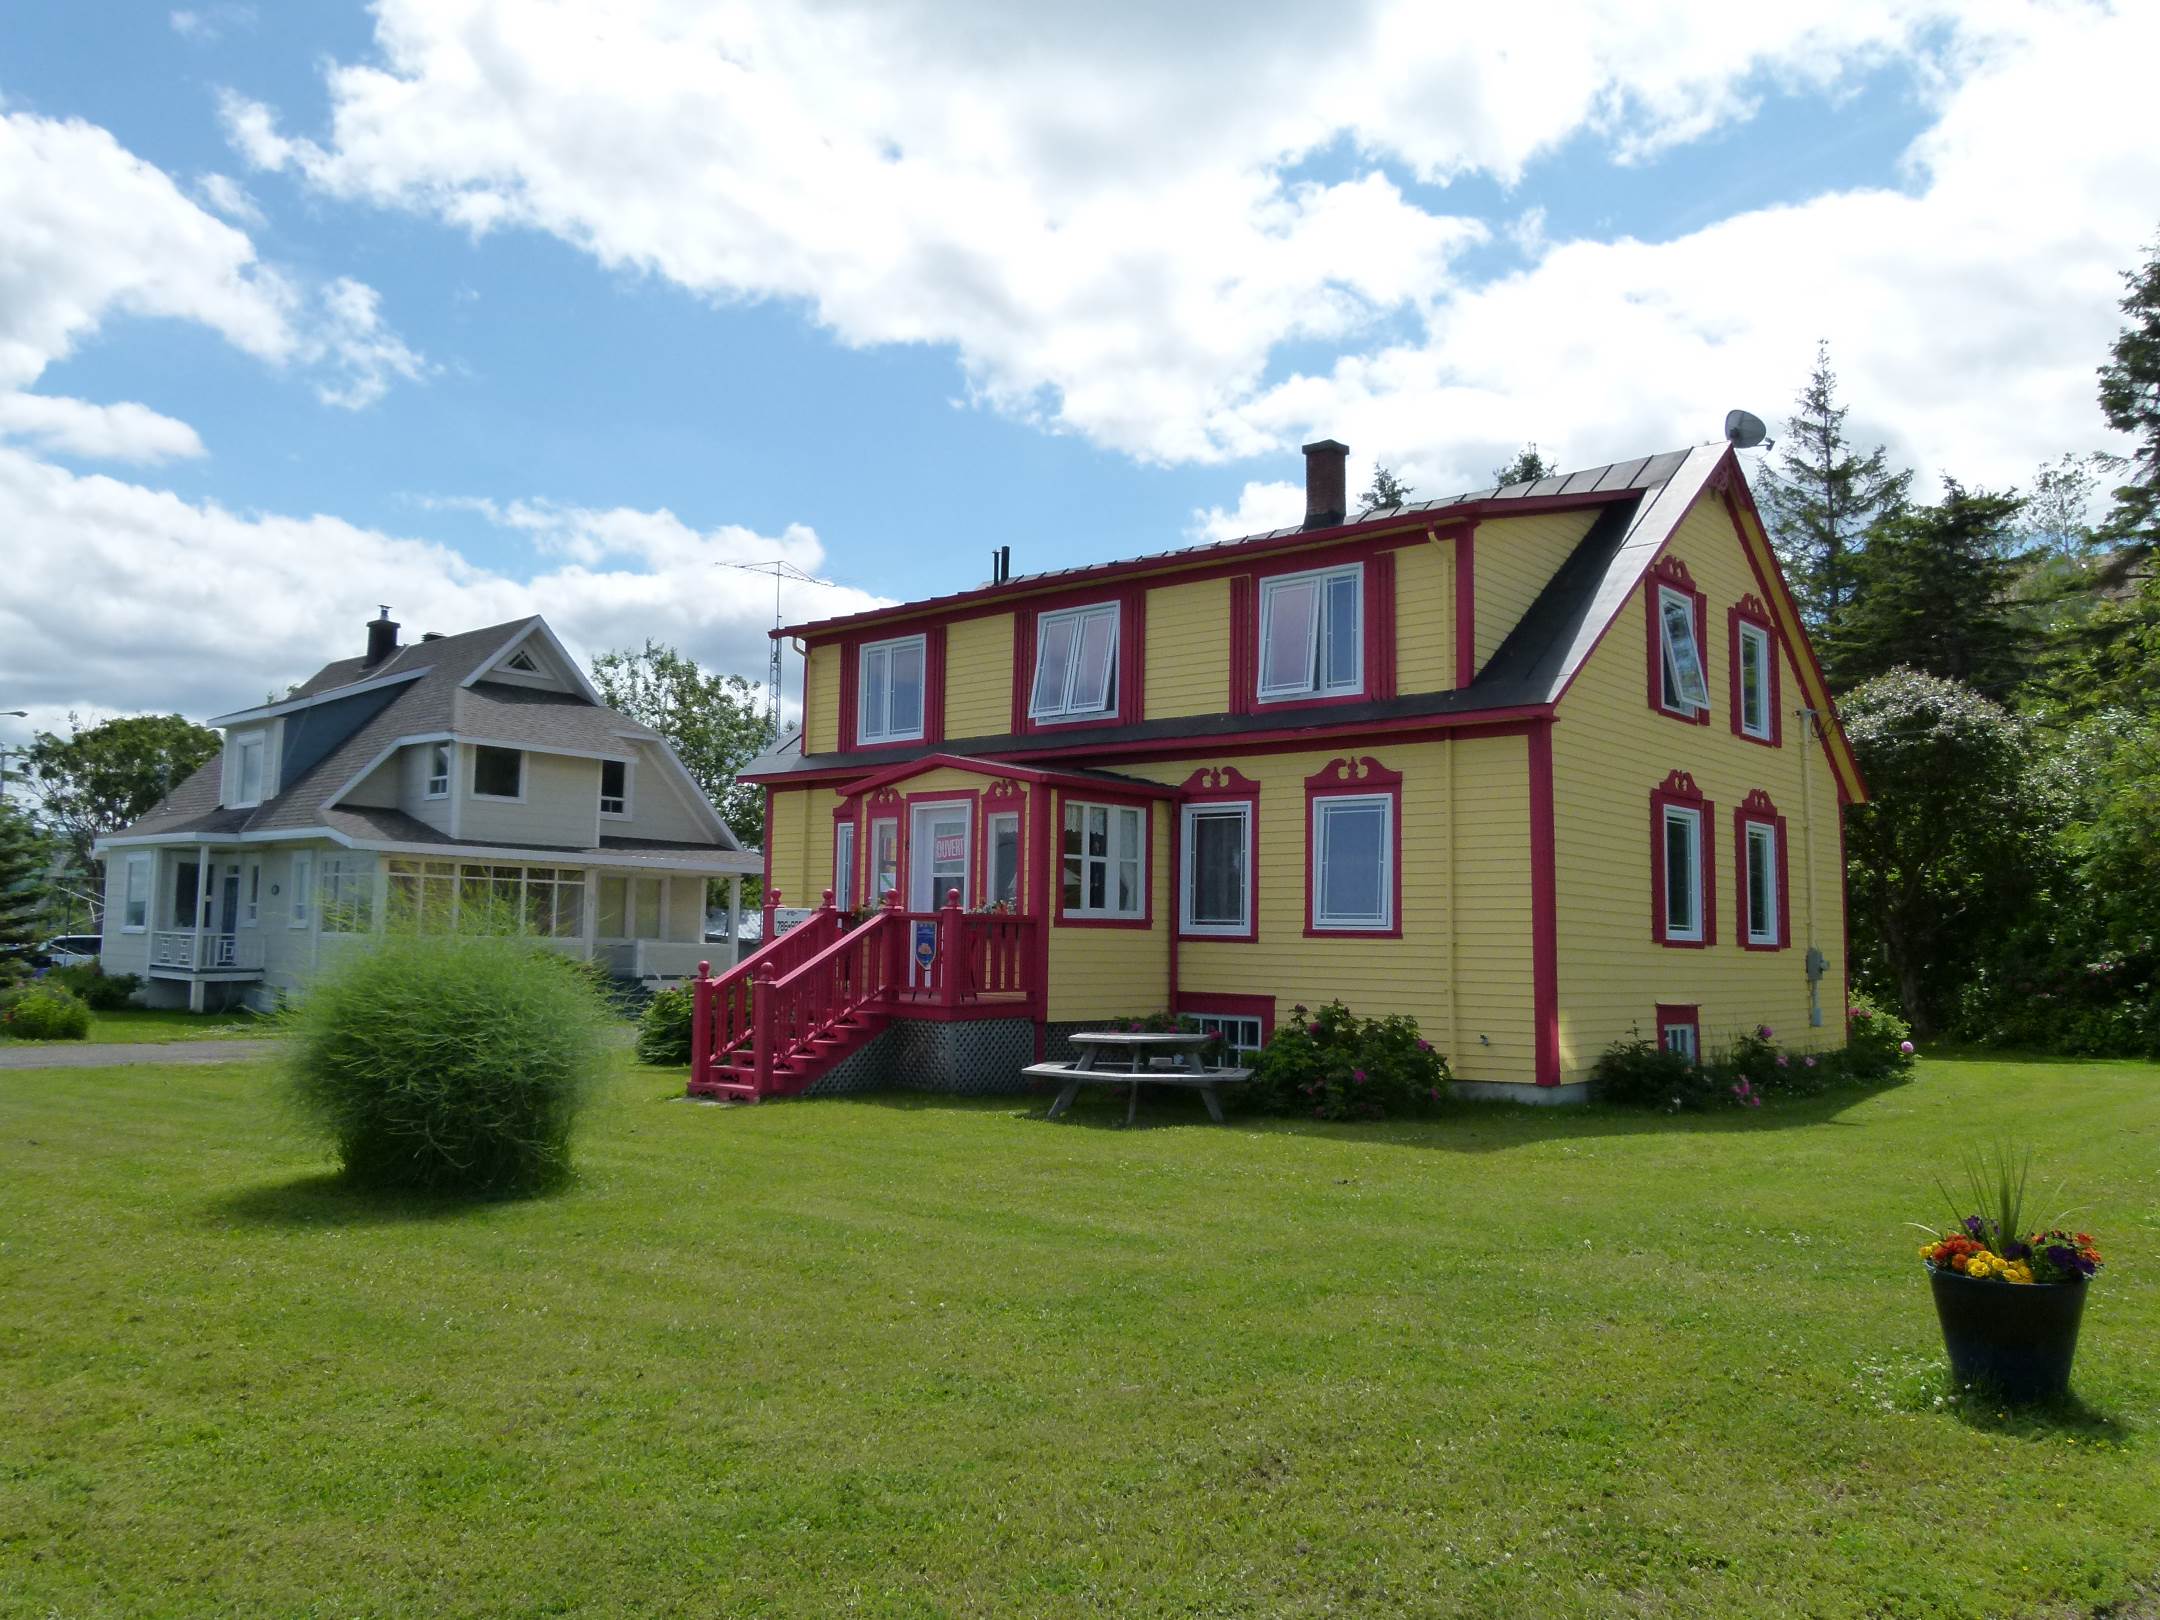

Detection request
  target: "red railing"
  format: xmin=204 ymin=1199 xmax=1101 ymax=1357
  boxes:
xmin=690 ymin=888 xmax=844 ymax=1084
xmin=754 ymin=902 xmax=908 ymax=1094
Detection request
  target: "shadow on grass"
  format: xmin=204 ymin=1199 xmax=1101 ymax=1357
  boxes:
xmin=1932 ymin=1383 xmax=2135 ymax=1443
xmin=205 ymin=1171 xmax=554 ymax=1229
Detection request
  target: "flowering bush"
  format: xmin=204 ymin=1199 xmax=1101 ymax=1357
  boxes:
xmin=1917 ymin=1147 xmax=2104 ymax=1287
xmin=1250 ymin=1001 xmax=1449 ymax=1121
xmin=1844 ymin=993 xmax=1918 ymax=1079
xmin=1092 ymin=1010 xmax=1229 ymax=1066
xmin=0 ymin=983 xmax=92 ymax=1040
xmin=1589 ymin=1028 xmax=1723 ymax=1110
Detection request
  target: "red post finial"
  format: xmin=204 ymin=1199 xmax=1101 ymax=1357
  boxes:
xmin=820 ymin=888 xmax=835 ymax=909
xmin=945 ymin=887 xmax=962 ymax=909
xmin=882 ymin=888 xmax=902 ymax=910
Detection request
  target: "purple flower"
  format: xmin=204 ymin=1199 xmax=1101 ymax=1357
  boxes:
xmin=1803 ymin=1057 xmax=1816 ymax=1069
xmin=1309 ymin=1021 xmax=1322 ymax=1037
xmin=1899 ymin=1040 xmax=1915 ymax=1055
xmin=1427 ymin=1087 xmax=1441 ymax=1100
xmin=1758 ymin=1024 xmax=1774 ymax=1040
xmin=1965 ymin=1215 xmax=1990 ymax=1238
xmin=1775 ymin=1054 xmax=1789 ymax=1068
xmin=1352 ymin=1069 xmax=1367 ymax=1085
xmin=2047 ymin=1244 xmax=2077 ymax=1274
xmin=1416 ymin=1039 xmax=1432 ymax=1052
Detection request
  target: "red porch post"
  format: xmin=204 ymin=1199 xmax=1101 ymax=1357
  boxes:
xmin=691 ymin=959 xmax=712 ymax=1093
xmin=939 ymin=887 xmax=964 ymax=1012
xmin=881 ymin=888 xmax=904 ymax=999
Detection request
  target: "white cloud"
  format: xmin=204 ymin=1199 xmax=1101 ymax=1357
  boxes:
xmin=0 ymin=394 xmax=204 ymax=464
xmin=170 ymin=5 xmax=255 ymax=43
xmin=0 ymin=447 xmax=886 ymax=731
xmin=195 ymin=171 xmax=265 ymax=227
xmin=1189 ymin=480 xmax=1304 ymax=544
xmin=309 ymin=277 xmax=430 ymax=410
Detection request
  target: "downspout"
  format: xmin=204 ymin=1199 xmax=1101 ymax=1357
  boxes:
xmin=1445 ymin=731 xmax=1459 ymax=1066
xmin=1799 ymin=706 xmax=1822 ymax=1028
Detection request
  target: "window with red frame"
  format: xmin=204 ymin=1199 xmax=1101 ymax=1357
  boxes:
xmin=1655 ymin=1003 xmax=1701 ymax=1061
xmin=1645 ymin=558 xmax=1710 ymax=722
xmin=1650 ymin=770 xmax=1715 ymax=948
xmin=1730 ymin=597 xmax=1781 ymax=745
xmin=1735 ymin=791 xmax=1790 ymax=950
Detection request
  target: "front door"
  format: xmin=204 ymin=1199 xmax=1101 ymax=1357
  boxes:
xmin=908 ymin=802 xmax=970 ymax=913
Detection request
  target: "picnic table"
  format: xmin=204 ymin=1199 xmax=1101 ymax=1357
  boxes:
xmin=1022 ymin=1029 xmax=1253 ymax=1124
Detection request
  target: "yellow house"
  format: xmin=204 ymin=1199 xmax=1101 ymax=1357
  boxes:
xmin=698 ymin=439 xmax=1864 ymax=1103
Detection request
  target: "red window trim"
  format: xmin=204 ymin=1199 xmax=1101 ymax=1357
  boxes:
xmin=838 ymin=626 xmax=946 ymax=753
xmin=1654 ymin=1003 xmax=1701 ymax=1059
xmin=1454 ymin=525 xmax=1478 ymax=689
xmin=977 ymin=778 xmax=1028 ymax=910
xmin=1175 ymin=991 xmax=1276 ymax=1046
xmin=1733 ymin=789 xmax=1791 ymax=952
xmin=1303 ymin=755 xmax=1404 ymax=940
xmin=1173 ymin=766 xmax=1260 ymax=944
xmin=863 ymin=788 xmax=904 ymax=907
xmin=1010 ymin=585 xmax=1146 ymax=737
xmin=901 ymin=786 xmax=979 ymax=912
xmin=831 ymin=799 xmax=860 ymax=909
xmin=1644 ymin=555 xmax=1710 ymax=727
xmin=1649 ymin=769 xmax=1717 ymax=949
xmin=1728 ymin=595 xmax=1783 ymax=748
xmin=1051 ymin=788 xmax=1155 ymax=930
xmin=1236 ymin=545 xmax=1399 ymax=717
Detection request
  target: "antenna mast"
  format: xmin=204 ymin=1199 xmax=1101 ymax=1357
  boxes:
xmin=717 ymin=559 xmax=833 ymax=736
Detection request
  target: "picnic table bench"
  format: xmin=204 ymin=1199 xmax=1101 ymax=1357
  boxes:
xmin=1023 ymin=1029 xmax=1254 ymax=1124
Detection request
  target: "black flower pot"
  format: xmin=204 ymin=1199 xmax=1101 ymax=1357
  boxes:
xmin=1926 ymin=1263 xmax=2088 ymax=1401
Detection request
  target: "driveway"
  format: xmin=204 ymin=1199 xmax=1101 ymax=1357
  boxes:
xmin=0 ymin=1039 xmax=280 ymax=1070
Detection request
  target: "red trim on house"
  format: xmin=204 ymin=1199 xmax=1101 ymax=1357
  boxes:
xmin=1174 ymin=766 xmax=1261 ymax=944
xmin=1050 ymin=789 xmax=1156 ymax=930
xmin=1007 ymin=584 xmax=1147 ymax=737
xmin=1027 ymin=777 xmax=1054 ymax=1058
xmin=830 ymin=798 xmax=860 ymax=908
xmin=1301 ymin=755 xmax=1405 ymax=940
xmin=1125 ymin=587 xmax=1147 ymax=725
xmin=898 ymin=786 xmax=980 ymax=912
xmin=831 ymin=750 xmax=1179 ymax=801
xmin=1528 ymin=721 xmax=1560 ymax=1085
xmin=1733 ymin=789 xmax=1791 ymax=952
xmin=1654 ymin=1002 xmax=1701 ymax=1057
xmin=1369 ymin=551 xmax=1397 ymax=703
xmin=1727 ymin=595 xmax=1783 ymax=749
xmin=1649 ymin=768 xmax=1717 ymax=949
xmin=1454 ymin=524 xmax=1478 ymax=688
xmin=1175 ymin=991 xmax=1276 ymax=1044
xmin=1227 ymin=574 xmax=1256 ymax=717
xmin=835 ymin=626 xmax=944 ymax=754
xmin=864 ymin=790 xmax=904 ymax=905
xmin=760 ymin=792 xmax=773 ymax=894
xmin=1644 ymin=555 xmax=1710 ymax=727
xmin=976 ymin=778 xmax=1027 ymax=909
xmin=924 ymin=625 xmax=947 ymax=747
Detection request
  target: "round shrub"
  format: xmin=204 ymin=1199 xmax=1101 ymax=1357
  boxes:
xmin=284 ymin=933 xmax=613 ymax=1195
xmin=636 ymin=982 xmax=695 ymax=1066
xmin=1 ymin=983 xmax=92 ymax=1040
xmin=1843 ymin=993 xmax=1918 ymax=1080
xmin=1252 ymin=1000 xmax=1450 ymax=1120
xmin=1589 ymin=1027 xmax=1720 ymax=1109
xmin=50 ymin=963 xmax=141 ymax=1011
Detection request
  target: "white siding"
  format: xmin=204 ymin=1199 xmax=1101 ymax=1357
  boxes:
xmin=459 ymin=748 xmax=601 ymax=848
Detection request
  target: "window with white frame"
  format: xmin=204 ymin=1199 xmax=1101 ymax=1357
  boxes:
xmin=1259 ymin=564 xmax=1362 ymax=701
xmin=1189 ymin=1012 xmax=1265 ymax=1059
xmin=386 ymin=859 xmax=459 ymax=931
xmin=318 ymin=854 xmax=375 ymax=934
xmin=986 ymin=812 xmax=1020 ymax=907
xmin=1029 ymin=603 xmax=1119 ymax=722
xmin=1658 ymin=588 xmax=1710 ymax=715
xmin=870 ymin=819 xmax=900 ymax=898
xmin=288 ymin=852 xmax=313 ymax=927
xmin=858 ymin=635 xmax=927 ymax=744
xmin=834 ymin=822 xmax=856 ymax=906
xmin=1744 ymin=820 xmax=1779 ymax=946
xmin=1180 ymin=802 xmax=1252 ymax=935
xmin=597 ymin=873 xmax=664 ymax=938
xmin=122 ymin=854 xmax=150 ymax=931
xmin=1660 ymin=804 xmax=1704 ymax=943
xmin=1738 ymin=620 xmax=1772 ymax=740
xmin=233 ymin=733 xmax=266 ymax=806
xmin=600 ymin=758 xmax=630 ymax=817
xmin=425 ymin=742 xmax=451 ymax=798
xmin=1312 ymin=793 xmax=1392 ymax=930
xmin=242 ymin=860 xmax=261 ymax=927
xmin=473 ymin=745 xmax=523 ymax=799
xmin=1061 ymin=801 xmax=1145 ymax=919
xmin=1659 ymin=1014 xmax=1699 ymax=1061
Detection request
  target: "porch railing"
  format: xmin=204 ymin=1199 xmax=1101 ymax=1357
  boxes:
xmin=149 ymin=931 xmax=266 ymax=971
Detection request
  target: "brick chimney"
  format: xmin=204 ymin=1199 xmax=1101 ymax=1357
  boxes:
xmin=1302 ymin=439 xmax=1348 ymax=529
xmin=364 ymin=605 xmax=400 ymax=666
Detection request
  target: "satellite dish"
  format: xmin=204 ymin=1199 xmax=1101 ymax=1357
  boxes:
xmin=1724 ymin=409 xmax=1768 ymax=450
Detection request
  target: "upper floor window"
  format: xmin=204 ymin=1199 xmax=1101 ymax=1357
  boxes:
xmin=425 ymin=742 xmax=451 ymax=798
xmin=1061 ymin=800 xmax=1146 ymax=920
xmin=1657 ymin=588 xmax=1710 ymax=717
xmin=1029 ymin=603 xmax=1119 ymax=723
xmin=858 ymin=635 xmax=926 ymax=744
xmin=1729 ymin=600 xmax=1781 ymax=746
xmin=473 ymin=745 xmax=523 ymax=800
xmin=599 ymin=758 xmax=629 ymax=817
xmin=232 ymin=734 xmax=266 ymax=806
xmin=1259 ymin=564 xmax=1362 ymax=702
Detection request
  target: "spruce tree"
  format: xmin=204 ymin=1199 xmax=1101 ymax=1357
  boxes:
xmin=1755 ymin=340 xmax=1912 ymax=630
xmin=1827 ymin=481 xmax=2029 ymax=701
xmin=1492 ymin=444 xmax=1554 ymax=486
xmin=1356 ymin=466 xmax=1414 ymax=515
xmin=2097 ymin=231 xmax=2160 ymax=558
xmin=0 ymin=802 xmax=44 ymax=952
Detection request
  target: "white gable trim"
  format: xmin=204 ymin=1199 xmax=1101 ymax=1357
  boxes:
xmin=207 ymin=665 xmax=432 ymax=727
xmin=463 ymin=619 xmax=607 ymax=706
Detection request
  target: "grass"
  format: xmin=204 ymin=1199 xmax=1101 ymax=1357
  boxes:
xmin=2 ymin=1054 xmax=2156 ymax=1618
xmin=1 ymin=1005 xmax=275 ymax=1045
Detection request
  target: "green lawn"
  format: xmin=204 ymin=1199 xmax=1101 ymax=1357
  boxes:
xmin=2 ymin=1056 xmax=2155 ymax=1618
xmin=2 ymin=1005 xmax=276 ymax=1045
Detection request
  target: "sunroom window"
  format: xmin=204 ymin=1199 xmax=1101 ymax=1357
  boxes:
xmin=1661 ymin=804 xmax=1703 ymax=942
xmin=1259 ymin=564 xmax=1362 ymax=701
xmin=1029 ymin=603 xmax=1118 ymax=722
xmin=1062 ymin=801 xmax=1145 ymax=919
xmin=1659 ymin=588 xmax=1710 ymax=715
xmin=858 ymin=635 xmax=926 ymax=744
xmin=1738 ymin=621 xmax=1772 ymax=740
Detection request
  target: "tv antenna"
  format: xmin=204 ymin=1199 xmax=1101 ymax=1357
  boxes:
xmin=717 ymin=558 xmax=833 ymax=736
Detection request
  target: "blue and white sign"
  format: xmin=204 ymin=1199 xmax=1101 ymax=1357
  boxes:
xmin=913 ymin=921 xmax=937 ymax=970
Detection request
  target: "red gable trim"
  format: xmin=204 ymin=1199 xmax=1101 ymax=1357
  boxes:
xmin=1454 ymin=525 xmax=1478 ymax=688
xmin=831 ymin=750 xmax=1178 ymax=802
xmin=1528 ymin=721 xmax=1559 ymax=1085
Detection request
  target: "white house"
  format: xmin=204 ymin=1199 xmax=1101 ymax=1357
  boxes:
xmin=94 ymin=612 xmax=762 ymax=1011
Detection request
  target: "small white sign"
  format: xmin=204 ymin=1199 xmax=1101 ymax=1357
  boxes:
xmin=772 ymin=906 xmax=819 ymax=936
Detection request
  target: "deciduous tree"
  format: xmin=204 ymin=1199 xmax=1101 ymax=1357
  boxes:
xmin=0 ymin=801 xmax=44 ymax=951
xmin=21 ymin=714 xmax=220 ymax=873
xmin=590 ymin=641 xmax=773 ymax=849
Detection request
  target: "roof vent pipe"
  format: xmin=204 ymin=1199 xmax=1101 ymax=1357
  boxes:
xmin=365 ymin=605 xmax=400 ymax=666
xmin=1302 ymin=439 xmax=1349 ymax=529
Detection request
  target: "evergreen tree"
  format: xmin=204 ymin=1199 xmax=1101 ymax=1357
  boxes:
xmin=1492 ymin=444 xmax=1554 ymax=486
xmin=1755 ymin=340 xmax=1912 ymax=629
xmin=2097 ymin=231 xmax=2160 ymax=558
xmin=1355 ymin=466 xmax=1414 ymax=516
xmin=1827 ymin=481 xmax=2028 ymax=701
xmin=0 ymin=801 xmax=44 ymax=951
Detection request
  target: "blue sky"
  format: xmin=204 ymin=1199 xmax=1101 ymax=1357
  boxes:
xmin=0 ymin=1 xmax=2149 ymax=746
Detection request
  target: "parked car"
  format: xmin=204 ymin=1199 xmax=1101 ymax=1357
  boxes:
xmin=39 ymin=935 xmax=103 ymax=968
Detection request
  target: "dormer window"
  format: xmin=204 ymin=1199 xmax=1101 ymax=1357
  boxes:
xmin=858 ymin=635 xmax=926 ymax=745
xmin=425 ymin=742 xmax=451 ymax=798
xmin=599 ymin=758 xmax=630 ymax=817
xmin=232 ymin=734 xmax=266 ymax=807
xmin=473 ymin=745 xmax=523 ymax=800
xmin=1258 ymin=563 xmax=1362 ymax=702
xmin=1029 ymin=603 xmax=1119 ymax=723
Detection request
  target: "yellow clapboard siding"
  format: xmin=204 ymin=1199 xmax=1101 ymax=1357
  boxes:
xmin=1143 ymin=577 xmax=1230 ymax=718
xmin=1473 ymin=510 xmax=1596 ymax=672
xmin=944 ymin=614 xmax=1013 ymax=740
xmin=1551 ymin=492 xmax=1847 ymax=1081
xmin=764 ymin=785 xmax=843 ymax=906
xmin=802 ymin=643 xmax=842 ymax=756
xmin=1395 ymin=538 xmax=1456 ymax=693
xmin=1045 ymin=802 xmax=1171 ymax=1021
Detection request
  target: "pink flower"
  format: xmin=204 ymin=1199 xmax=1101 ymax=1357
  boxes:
xmin=1309 ymin=1021 xmax=1322 ymax=1036
xmin=1853 ymin=1009 xmax=1871 ymax=1021
xmin=1775 ymin=1054 xmax=1789 ymax=1068
xmin=1758 ymin=1025 xmax=1774 ymax=1040
xmin=1352 ymin=1069 xmax=1367 ymax=1085
xmin=1428 ymin=1087 xmax=1441 ymax=1100
xmin=1416 ymin=1039 xmax=1432 ymax=1052
xmin=1899 ymin=1040 xmax=1915 ymax=1054
xmin=1803 ymin=1056 xmax=1816 ymax=1069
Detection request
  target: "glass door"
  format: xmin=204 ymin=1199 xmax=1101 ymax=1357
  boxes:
xmin=907 ymin=802 xmax=970 ymax=993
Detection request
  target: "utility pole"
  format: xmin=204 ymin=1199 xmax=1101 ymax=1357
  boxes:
xmin=716 ymin=561 xmax=832 ymax=738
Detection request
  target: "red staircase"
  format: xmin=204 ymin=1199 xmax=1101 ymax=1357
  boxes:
xmin=688 ymin=888 xmax=1036 ymax=1102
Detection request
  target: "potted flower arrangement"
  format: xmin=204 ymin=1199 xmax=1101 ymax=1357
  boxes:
xmin=1916 ymin=1149 xmax=2104 ymax=1401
